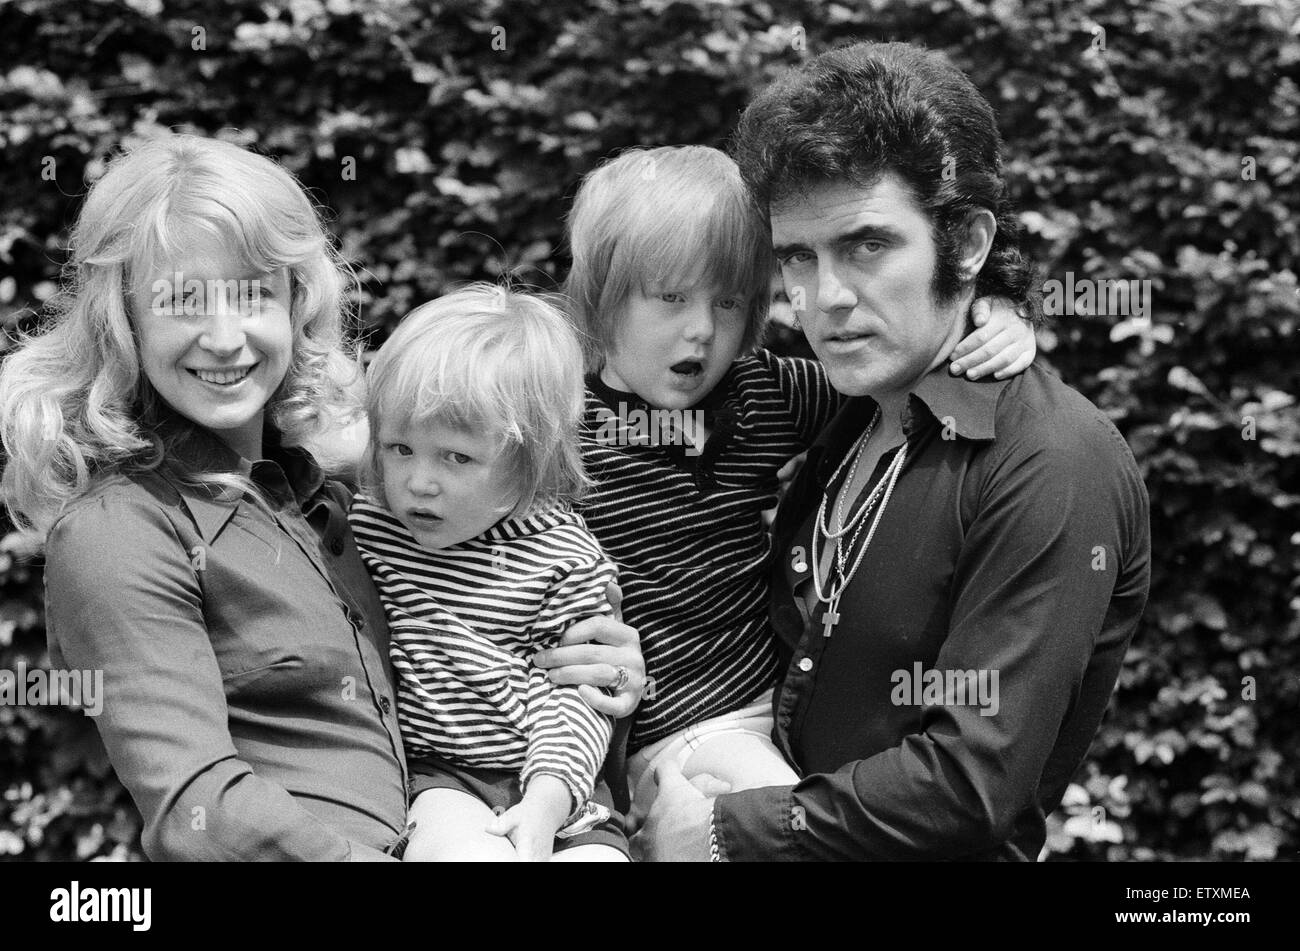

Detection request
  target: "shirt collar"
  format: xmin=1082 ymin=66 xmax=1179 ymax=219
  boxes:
xmin=351 ymin=493 xmax=571 ymax=553
xmin=148 ymin=405 xmax=327 ymax=543
xmin=810 ymin=364 xmax=1011 ymax=475
xmin=904 ymin=363 xmax=1010 ymax=441
xmin=585 ymin=367 xmax=740 ymax=419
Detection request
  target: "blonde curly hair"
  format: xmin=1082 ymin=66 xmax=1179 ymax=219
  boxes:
xmin=360 ymin=283 xmax=591 ymax=520
xmin=0 ymin=131 xmax=364 ymax=538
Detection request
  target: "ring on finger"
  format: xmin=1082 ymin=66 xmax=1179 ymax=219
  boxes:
xmin=610 ymin=665 xmax=630 ymax=692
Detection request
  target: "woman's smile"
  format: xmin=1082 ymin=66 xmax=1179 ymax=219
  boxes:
xmin=187 ymin=362 xmax=260 ymax=388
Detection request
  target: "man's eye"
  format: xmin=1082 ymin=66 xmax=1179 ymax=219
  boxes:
xmin=855 ymin=240 xmax=886 ymax=255
xmin=447 ymin=451 xmax=472 ymax=465
xmin=387 ymin=443 xmax=412 ymax=456
xmin=780 ymin=251 xmax=813 ymax=267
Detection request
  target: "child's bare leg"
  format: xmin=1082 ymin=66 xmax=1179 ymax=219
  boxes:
xmin=404 ymin=788 xmax=518 ymax=862
xmin=549 ymin=844 xmax=629 ymax=863
xmin=679 ymin=731 xmax=799 ymax=792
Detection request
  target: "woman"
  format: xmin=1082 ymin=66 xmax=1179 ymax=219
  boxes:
xmin=0 ymin=132 xmax=644 ymax=861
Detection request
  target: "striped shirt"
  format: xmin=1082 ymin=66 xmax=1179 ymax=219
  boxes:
xmin=580 ymin=348 xmax=844 ymax=750
xmin=348 ymin=495 xmax=618 ymax=812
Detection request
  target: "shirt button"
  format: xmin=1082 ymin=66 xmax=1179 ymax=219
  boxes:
xmin=797 ymin=657 xmax=813 ymax=673
xmin=380 ymin=696 xmax=392 ymax=715
xmin=329 ymin=537 xmax=345 ymax=556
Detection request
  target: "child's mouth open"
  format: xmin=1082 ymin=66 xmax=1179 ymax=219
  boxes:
xmin=670 ymin=359 xmax=705 ymax=380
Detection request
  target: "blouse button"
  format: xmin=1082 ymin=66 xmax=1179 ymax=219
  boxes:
xmin=797 ymin=657 xmax=814 ymax=673
xmin=329 ymin=537 xmax=345 ymax=556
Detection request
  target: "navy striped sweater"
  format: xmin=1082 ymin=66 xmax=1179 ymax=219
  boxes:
xmin=349 ymin=497 xmax=618 ymax=811
xmin=579 ymin=349 xmax=844 ymax=750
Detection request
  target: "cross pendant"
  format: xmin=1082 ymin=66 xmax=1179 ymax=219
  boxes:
xmin=821 ymin=606 xmax=840 ymax=638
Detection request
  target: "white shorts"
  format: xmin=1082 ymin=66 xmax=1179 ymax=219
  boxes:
xmin=627 ymin=688 xmax=797 ymax=809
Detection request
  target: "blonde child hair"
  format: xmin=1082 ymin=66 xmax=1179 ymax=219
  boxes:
xmin=360 ymin=283 xmax=589 ymax=520
xmin=562 ymin=145 xmax=775 ymax=371
xmin=0 ymin=132 xmax=362 ymax=537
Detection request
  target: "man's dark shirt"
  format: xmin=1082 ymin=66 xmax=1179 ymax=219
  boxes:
xmin=712 ymin=362 xmax=1151 ymax=860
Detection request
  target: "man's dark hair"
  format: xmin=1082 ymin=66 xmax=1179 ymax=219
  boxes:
xmin=731 ymin=41 xmax=1042 ymax=322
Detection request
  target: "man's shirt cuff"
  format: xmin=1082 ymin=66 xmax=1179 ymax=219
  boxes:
xmin=712 ymin=785 xmax=798 ymax=861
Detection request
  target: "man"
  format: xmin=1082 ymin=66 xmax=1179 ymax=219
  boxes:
xmin=638 ymin=41 xmax=1150 ymax=860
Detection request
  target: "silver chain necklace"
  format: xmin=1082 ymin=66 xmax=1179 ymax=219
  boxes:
xmin=810 ymin=414 xmax=908 ymax=639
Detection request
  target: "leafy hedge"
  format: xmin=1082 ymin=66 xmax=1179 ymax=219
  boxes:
xmin=1 ymin=0 xmax=1296 ymax=861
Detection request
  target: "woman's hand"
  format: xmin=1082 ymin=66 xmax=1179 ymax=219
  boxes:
xmin=948 ymin=297 xmax=1036 ymax=380
xmin=532 ymin=583 xmax=645 ymax=717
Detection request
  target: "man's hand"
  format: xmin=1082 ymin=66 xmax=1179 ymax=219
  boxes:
xmin=626 ymin=769 xmax=732 ymax=836
xmin=631 ymin=759 xmax=717 ymax=862
xmin=532 ymin=583 xmax=645 ymax=717
xmin=485 ymin=775 xmax=571 ymax=862
xmin=949 ymin=297 xmax=1035 ymax=380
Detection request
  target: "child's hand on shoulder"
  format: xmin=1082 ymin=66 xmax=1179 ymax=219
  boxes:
xmin=949 ymin=296 xmax=1036 ymax=380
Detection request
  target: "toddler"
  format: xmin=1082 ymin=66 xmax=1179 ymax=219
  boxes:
xmin=348 ymin=284 xmax=627 ymax=862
